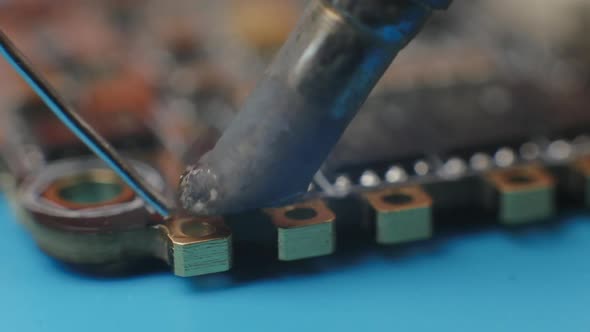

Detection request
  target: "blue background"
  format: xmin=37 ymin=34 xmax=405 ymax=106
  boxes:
xmin=1 ymin=193 xmax=589 ymax=332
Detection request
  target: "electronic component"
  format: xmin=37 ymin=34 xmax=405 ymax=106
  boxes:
xmin=266 ymin=199 xmax=336 ymax=261
xmin=0 ymin=0 xmax=588 ymax=278
xmin=364 ymin=186 xmax=433 ymax=245
xmin=485 ymin=165 xmax=555 ymax=224
xmin=17 ymin=158 xmax=232 ymax=276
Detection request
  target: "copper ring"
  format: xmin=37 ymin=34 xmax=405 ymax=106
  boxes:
xmin=19 ymin=158 xmax=167 ymax=233
xmin=41 ymin=169 xmax=135 ymax=210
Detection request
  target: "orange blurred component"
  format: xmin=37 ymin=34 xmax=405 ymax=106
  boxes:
xmin=80 ymin=71 xmax=155 ymax=117
xmin=230 ymin=0 xmax=299 ymax=51
xmin=32 ymin=111 xmax=151 ymax=148
xmin=28 ymin=70 xmax=156 ymax=148
xmin=0 ymin=0 xmax=62 ymax=20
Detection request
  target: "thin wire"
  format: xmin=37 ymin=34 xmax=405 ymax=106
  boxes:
xmin=0 ymin=29 xmax=172 ymax=218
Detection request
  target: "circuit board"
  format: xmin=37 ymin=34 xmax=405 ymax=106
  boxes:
xmin=0 ymin=0 xmax=589 ymax=277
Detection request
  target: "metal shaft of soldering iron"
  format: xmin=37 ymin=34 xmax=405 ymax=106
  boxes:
xmin=180 ymin=0 xmax=452 ymax=216
xmin=0 ymin=29 xmax=173 ymax=218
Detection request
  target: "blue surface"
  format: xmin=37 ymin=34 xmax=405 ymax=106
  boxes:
xmin=1 ymin=193 xmax=589 ymax=332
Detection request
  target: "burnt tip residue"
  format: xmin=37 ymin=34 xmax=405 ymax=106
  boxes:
xmin=178 ymin=164 xmax=222 ymax=216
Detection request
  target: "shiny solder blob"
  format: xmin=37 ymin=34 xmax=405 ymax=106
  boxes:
xmin=180 ymin=0 xmax=453 ymax=216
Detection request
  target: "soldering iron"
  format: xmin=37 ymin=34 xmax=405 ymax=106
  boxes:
xmin=0 ymin=0 xmax=452 ymax=218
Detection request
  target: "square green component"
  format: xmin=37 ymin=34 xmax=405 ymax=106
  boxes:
xmin=266 ymin=200 xmax=336 ymax=261
xmin=487 ymin=166 xmax=555 ymax=225
xmin=499 ymin=187 xmax=555 ymax=225
xmin=375 ymin=206 xmax=432 ymax=245
xmin=166 ymin=218 xmax=233 ymax=277
xmin=171 ymin=237 xmax=233 ymax=277
xmin=277 ymin=222 xmax=335 ymax=261
xmin=365 ymin=186 xmax=433 ymax=245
